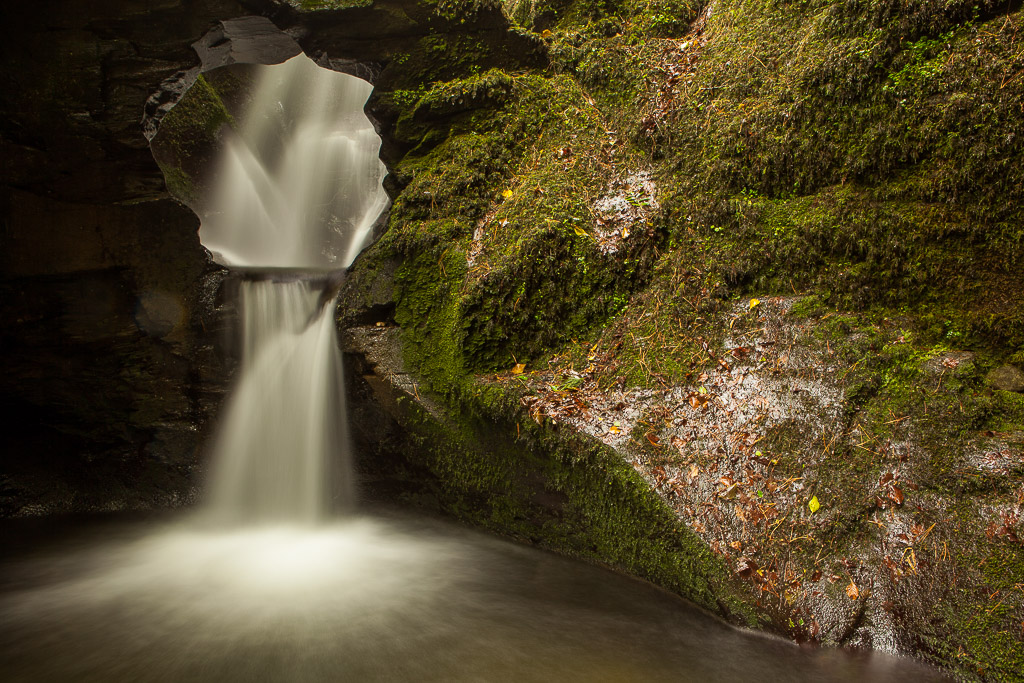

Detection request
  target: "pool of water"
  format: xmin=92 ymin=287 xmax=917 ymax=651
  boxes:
xmin=0 ymin=511 xmax=948 ymax=682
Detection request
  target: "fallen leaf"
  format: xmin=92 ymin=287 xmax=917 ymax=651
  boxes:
xmin=808 ymin=496 xmax=820 ymax=514
xmin=749 ymin=298 xmax=761 ymax=310
xmin=736 ymin=557 xmax=760 ymax=578
xmin=646 ymin=432 xmax=661 ymax=446
xmin=502 ymin=189 xmax=513 ymax=199
xmin=810 ymin=619 xmax=821 ymax=638
xmin=573 ymin=224 xmax=589 ymax=238
xmin=846 ymin=580 xmax=859 ymax=600
xmin=688 ymin=463 xmax=700 ymax=480
xmin=888 ymin=487 xmax=904 ymax=505
xmin=511 ymin=363 xmax=526 ymax=375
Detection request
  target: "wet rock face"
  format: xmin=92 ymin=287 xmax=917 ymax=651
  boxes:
xmin=0 ymin=1 xmax=251 ymax=515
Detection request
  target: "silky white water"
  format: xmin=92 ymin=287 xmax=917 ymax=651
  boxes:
xmin=201 ymin=55 xmax=389 ymax=270
xmin=200 ymin=55 xmax=385 ymax=522
xmin=204 ymin=279 xmax=352 ymax=523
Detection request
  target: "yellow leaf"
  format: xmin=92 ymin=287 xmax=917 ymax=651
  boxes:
xmin=749 ymin=298 xmax=761 ymax=310
xmin=609 ymin=420 xmax=621 ymax=434
xmin=808 ymin=495 xmax=820 ymax=513
xmin=502 ymin=189 xmax=514 ymax=199
xmin=511 ymin=363 xmax=526 ymax=375
xmin=621 ymin=225 xmax=630 ymax=238
xmin=573 ymin=224 xmax=589 ymax=238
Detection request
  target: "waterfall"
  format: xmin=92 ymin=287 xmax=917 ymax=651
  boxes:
xmin=204 ymin=279 xmax=353 ymax=523
xmin=201 ymin=55 xmax=387 ymax=522
xmin=200 ymin=56 xmax=389 ymax=270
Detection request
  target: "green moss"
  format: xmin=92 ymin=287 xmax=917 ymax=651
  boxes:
xmin=154 ymin=162 xmax=196 ymax=207
xmin=371 ymin=377 xmax=760 ymax=624
xmin=381 ymin=70 xmax=664 ymax=381
xmin=392 ymin=239 xmax=470 ymax=394
xmin=286 ymin=0 xmax=374 ymax=9
xmin=151 ymin=71 xmax=242 ymax=209
xmin=931 ymin=512 xmax=1024 ymax=680
xmin=157 ymin=74 xmax=235 ymax=152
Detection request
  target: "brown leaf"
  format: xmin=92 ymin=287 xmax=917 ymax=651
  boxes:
xmin=809 ymin=619 xmax=821 ymax=638
xmin=646 ymin=432 xmax=662 ymax=446
xmin=736 ymin=557 xmax=760 ymax=578
xmin=889 ymin=487 xmax=904 ymax=505
xmin=846 ymin=581 xmax=860 ymax=601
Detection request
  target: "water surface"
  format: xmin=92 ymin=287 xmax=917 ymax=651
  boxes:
xmin=0 ymin=512 xmax=948 ymax=683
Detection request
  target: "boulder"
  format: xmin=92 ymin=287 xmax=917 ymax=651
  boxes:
xmin=986 ymin=364 xmax=1024 ymax=392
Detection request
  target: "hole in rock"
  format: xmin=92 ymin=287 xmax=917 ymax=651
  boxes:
xmin=150 ymin=54 xmax=389 ymax=271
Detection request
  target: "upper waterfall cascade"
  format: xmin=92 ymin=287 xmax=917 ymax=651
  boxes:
xmin=200 ymin=55 xmax=389 ymax=270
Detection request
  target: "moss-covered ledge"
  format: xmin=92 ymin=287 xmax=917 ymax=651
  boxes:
xmin=343 ymin=325 xmax=761 ymax=626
